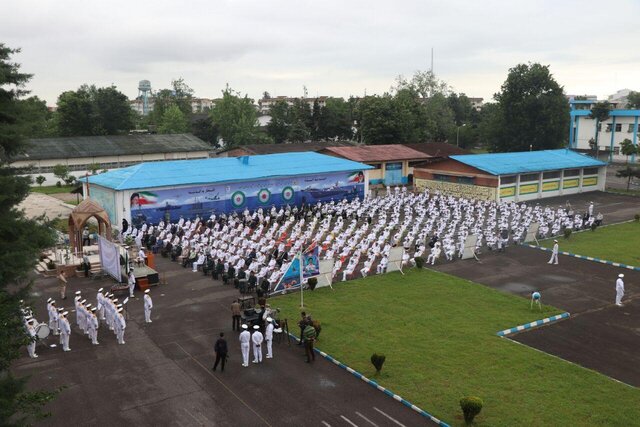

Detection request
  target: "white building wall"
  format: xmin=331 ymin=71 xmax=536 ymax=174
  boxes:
xmin=574 ymin=116 xmax=639 ymax=162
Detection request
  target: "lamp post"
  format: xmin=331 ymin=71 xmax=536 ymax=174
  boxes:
xmin=456 ymin=123 xmax=466 ymax=147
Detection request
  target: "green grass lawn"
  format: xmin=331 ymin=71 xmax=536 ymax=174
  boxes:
xmin=272 ymin=270 xmax=640 ymax=426
xmin=30 ymin=185 xmax=75 ymax=195
xmin=540 ymin=221 xmax=640 ymax=266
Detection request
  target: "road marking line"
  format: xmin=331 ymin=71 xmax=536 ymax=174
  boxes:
xmin=340 ymin=415 xmax=359 ymax=426
xmin=355 ymin=411 xmax=379 ymax=426
xmin=373 ymin=407 xmax=406 ymax=427
xmin=322 ymin=422 xmax=332 ymax=427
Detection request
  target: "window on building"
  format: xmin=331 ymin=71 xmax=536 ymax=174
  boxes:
xmin=520 ymin=173 xmax=539 ymax=182
xmin=615 ymin=123 xmax=622 ymax=132
xmin=628 ymin=124 xmax=635 ymax=133
xmin=458 ymin=177 xmax=474 ymax=185
xmin=501 ymin=175 xmax=516 ymax=185
xmin=564 ymin=169 xmax=580 ymax=177
xmin=605 ymin=123 xmax=612 ymax=132
xmin=583 ymin=168 xmax=598 ymax=176
xmin=368 ymin=163 xmax=382 ymax=169
xmin=433 ymin=174 xmax=451 ymax=182
xmin=543 ymin=171 xmax=560 ymax=179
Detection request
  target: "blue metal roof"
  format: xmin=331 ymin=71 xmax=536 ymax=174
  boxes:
xmin=450 ymin=149 xmax=606 ymax=176
xmin=85 ymin=152 xmax=373 ymax=191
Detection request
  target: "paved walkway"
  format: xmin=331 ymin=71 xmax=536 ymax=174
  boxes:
xmin=19 ymin=193 xmax=74 ymax=220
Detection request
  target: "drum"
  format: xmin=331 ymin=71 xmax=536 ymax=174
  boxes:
xmin=35 ymin=323 xmax=50 ymax=340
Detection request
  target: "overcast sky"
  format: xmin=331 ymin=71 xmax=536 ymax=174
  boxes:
xmin=3 ymin=0 xmax=639 ymax=106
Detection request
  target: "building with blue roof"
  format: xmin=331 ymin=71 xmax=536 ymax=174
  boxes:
xmin=414 ymin=149 xmax=606 ymax=202
xmin=83 ymin=152 xmax=372 ymax=227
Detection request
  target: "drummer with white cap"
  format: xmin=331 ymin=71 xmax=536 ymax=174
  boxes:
xmin=60 ymin=311 xmax=71 ymax=352
xmin=239 ymin=324 xmax=251 ymax=367
xmin=615 ymin=274 xmax=625 ymax=306
xmin=26 ymin=319 xmax=38 ymax=358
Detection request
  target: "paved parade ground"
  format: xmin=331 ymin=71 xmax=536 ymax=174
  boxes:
xmin=17 ymin=258 xmax=431 ymax=427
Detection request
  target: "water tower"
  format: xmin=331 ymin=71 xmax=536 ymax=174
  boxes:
xmin=137 ymin=80 xmax=152 ymax=115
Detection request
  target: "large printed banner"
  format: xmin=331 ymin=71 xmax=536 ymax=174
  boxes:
xmin=98 ymin=236 xmax=121 ymax=283
xmin=129 ymin=171 xmax=365 ymax=226
xmin=271 ymin=246 xmax=320 ymax=294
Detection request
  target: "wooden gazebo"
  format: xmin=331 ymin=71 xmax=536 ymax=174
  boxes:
xmin=68 ymin=199 xmax=112 ymax=253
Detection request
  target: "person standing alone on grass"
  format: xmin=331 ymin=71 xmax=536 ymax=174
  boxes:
xmin=548 ymin=240 xmax=559 ymax=265
xmin=212 ymin=332 xmax=228 ymax=372
xmin=616 ymin=274 xmax=625 ymax=307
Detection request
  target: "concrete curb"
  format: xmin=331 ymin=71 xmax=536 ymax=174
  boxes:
xmin=525 ymin=244 xmax=640 ymax=271
xmin=496 ymin=312 xmax=571 ymax=337
xmin=288 ymin=333 xmax=450 ymax=427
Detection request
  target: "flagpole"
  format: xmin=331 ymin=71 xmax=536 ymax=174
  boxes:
xmin=299 ymin=251 xmax=304 ymax=308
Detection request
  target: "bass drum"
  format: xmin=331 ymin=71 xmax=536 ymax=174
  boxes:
xmin=35 ymin=323 xmax=50 ymax=340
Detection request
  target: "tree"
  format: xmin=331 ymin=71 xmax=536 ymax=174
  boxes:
xmin=616 ymin=166 xmax=640 ymax=191
xmin=394 ymin=70 xmax=451 ymax=99
xmin=489 ymin=63 xmax=569 ymax=152
xmin=54 ymin=85 xmax=132 ymax=136
xmin=266 ymin=100 xmax=290 ymax=143
xmin=620 ymin=139 xmax=638 ymax=163
xmin=191 ymin=115 xmax=218 ymax=145
xmin=0 ymin=43 xmax=57 ymax=425
xmin=209 ymin=86 xmax=259 ymax=148
xmin=52 ymin=164 xmax=69 ymax=182
xmin=16 ymin=96 xmax=53 ymax=138
xmin=318 ymin=98 xmax=353 ymax=141
xmin=87 ymin=163 xmax=100 ymax=175
xmin=35 ymin=175 xmax=46 ymax=186
xmin=626 ymin=91 xmax=640 ymax=109
xmin=157 ymin=104 xmax=188 ymax=134
xmin=355 ymin=95 xmax=404 ymax=145
xmin=288 ymin=98 xmax=312 ymax=143
xmin=589 ymin=101 xmax=611 ymax=150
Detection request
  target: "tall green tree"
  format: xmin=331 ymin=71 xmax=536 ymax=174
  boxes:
xmin=16 ymin=96 xmax=53 ymax=138
xmin=157 ymin=104 xmax=188 ymax=134
xmin=210 ymin=86 xmax=259 ymax=148
xmin=489 ymin=63 xmax=569 ymax=152
xmin=288 ymin=98 xmax=312 ymax=143
xmin=54 ymin=85 xmax=132 ymax=136
xmin=394 ymin=70 xmax=451 ymax=99
xmin=589 ymin=101 xmax=611 ymax=149
xmin=266 ymin=100 xmax=290 ymax=143
xmin=619 ymin=138 xmax=638 ymax=163
xmin=626 ymin=91 xmax=640 ymax=109
xmin=191 ymin=114 xmax=218 ymax=145
xmin=355 ymin=95 xmax=404 ymax=145
xmin=0 ymin=43 xmax=57 ymax=425
xmin=318 ymin=98 xmax=353 ymax=141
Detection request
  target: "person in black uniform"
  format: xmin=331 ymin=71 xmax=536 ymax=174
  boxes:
xmin=212 ymin=332 xmax=228 ymax=372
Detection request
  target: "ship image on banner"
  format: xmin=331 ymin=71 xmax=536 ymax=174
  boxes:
xmin=128 ymin=170 xmax=366 ymax=226
xmin=271 ymin=244 xmax=320 ymax=294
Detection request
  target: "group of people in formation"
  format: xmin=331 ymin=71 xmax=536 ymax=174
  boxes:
xmin=238 ymin=317 xmax=276 ymax=368
xmin=22 ymin=285 xmax=154 ymax=358
xmin=122 ymin=187 xmax=606 ymax=292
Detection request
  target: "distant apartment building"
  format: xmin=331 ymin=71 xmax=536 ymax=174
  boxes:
xmin=569 ymin=97 xmax=639 ymax=162
xmin=258 ymin=96 xmax=329 ymax=114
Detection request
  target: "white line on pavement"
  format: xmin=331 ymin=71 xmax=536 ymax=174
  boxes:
xmin=355 ymin=411 xmax=379 ymax=426
xmin=322 ymin=421 xmax=332 ymax=427
xmin=340 ymin=415 xmax=359 ymax=426
xmin=373 ymin=407 xmax=407 ymax=427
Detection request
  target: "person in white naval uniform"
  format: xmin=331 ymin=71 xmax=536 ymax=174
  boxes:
xmin=548 ymin=240 xmax=559 ymax=265
xmin=144 ymin=289 xmax=153 ymax=323
xmin=239 ymin=324 xmax=251 ymax=367
xmin=251 ymin=325 xmax=264 ymax=363
xmin=265 ymin=317 xmax=274 ymax=359
xmin=615 ymin=274 xmax=625 ymax=306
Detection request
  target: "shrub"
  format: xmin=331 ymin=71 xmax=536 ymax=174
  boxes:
xmin=563 ymin=228 xmax=572 ymax=239
xmin=635 ymin=214 xmax=640 ymax=222
xmin=590 ymin=223 xmax=597 ymax=232
xmin=55 ymin=181 xmax=62 ymax=188
xmin=46 ymin=260 xmax=56 ymax=270
xmin=35 ymin=175 xmax=46 ymax=186
xmin=307 ymin=277 xmax=318 ymax=290
xmin=460 ymin=396 xmax=483 ymax=424
xmin=414 ymin=257 xmax=425 ymax=268
xmin=370 ymin=353 xmax=386 ymax=374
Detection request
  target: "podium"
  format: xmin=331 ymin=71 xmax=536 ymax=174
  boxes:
xmin=146 ymin=252 xmax=156 ymax=270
